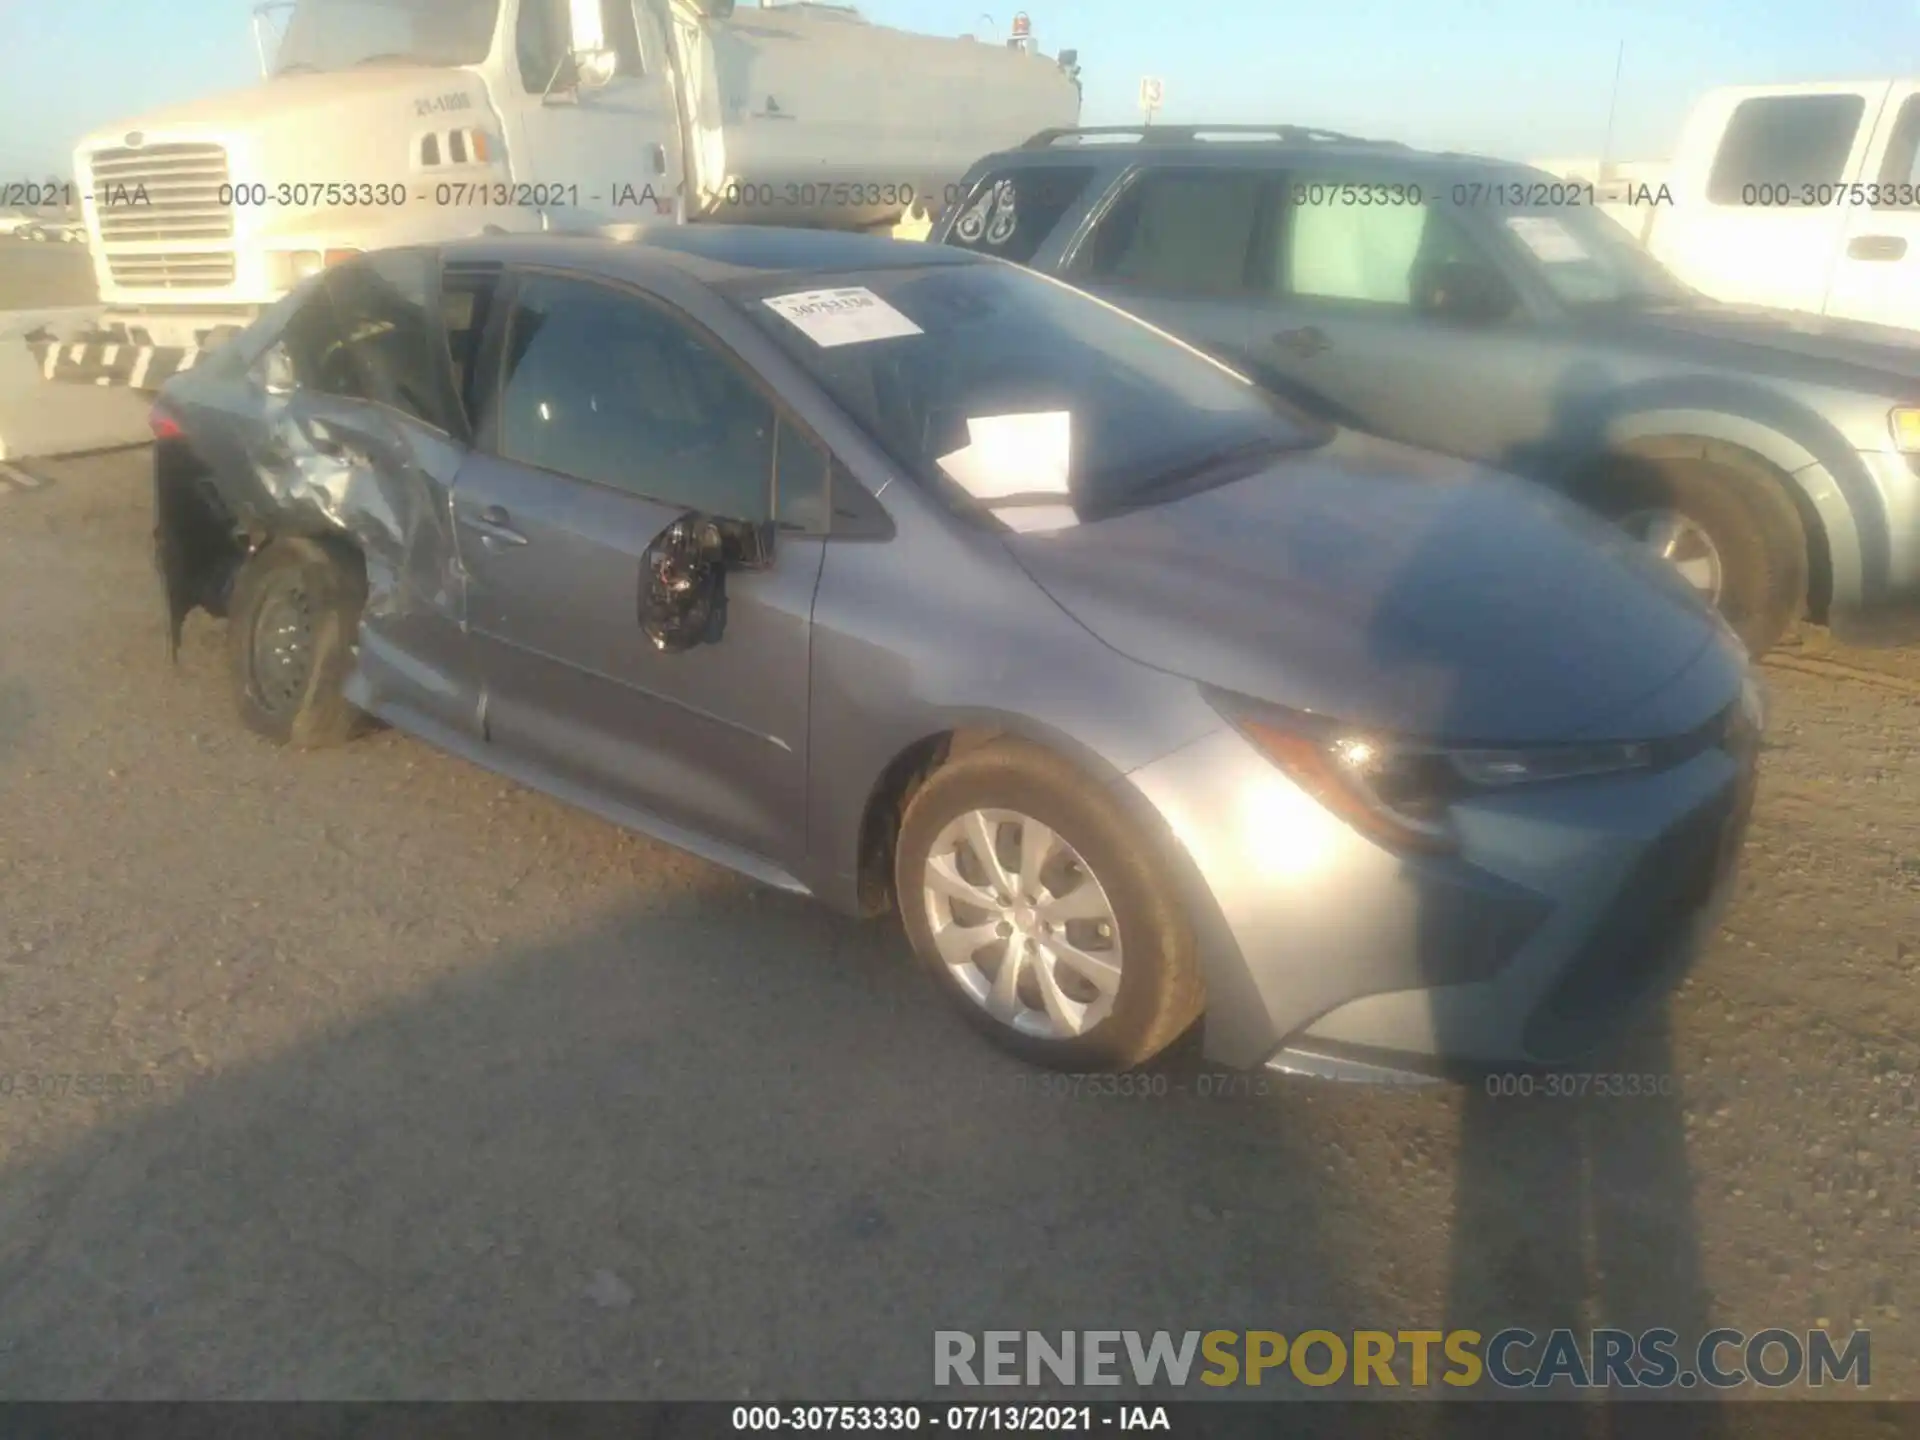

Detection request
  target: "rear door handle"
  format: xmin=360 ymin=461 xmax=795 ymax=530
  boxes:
xmin=462 ymin=504 xmax=529 ymax=548
xmin=1273 ymin=325 xmax=1331 ymax=358
xmin=1847 ymin=234 xmax=1908 ymax=261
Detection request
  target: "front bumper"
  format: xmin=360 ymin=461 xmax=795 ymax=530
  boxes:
xmin=1128 ymin=707 xmax=1756 ymax=1077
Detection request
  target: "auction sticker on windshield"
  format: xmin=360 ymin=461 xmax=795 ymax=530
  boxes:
xmin=762 ymin=287 xmax=923 ymax=347
xmin=1503 ymin=215 xmax=1589 ymax=265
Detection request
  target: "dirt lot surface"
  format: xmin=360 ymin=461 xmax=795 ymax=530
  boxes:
xmin=0 ymin=237 xmax=96 ymax=311
xmin=0 ymin=449 xmax=1915 ymax=1405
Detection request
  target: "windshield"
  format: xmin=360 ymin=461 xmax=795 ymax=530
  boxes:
xmin=1489 ymin=200 xmax=1697 ymax=309
xmin=734 ymin=261 xmax=1323 ymax=526
xmin=273 ymin=0 xmax=498 ymax=74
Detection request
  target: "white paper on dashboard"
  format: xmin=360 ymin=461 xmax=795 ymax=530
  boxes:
xmin=991 ymin=504 xmax=1081 ymax=533
xmin=760 ymin=287 xmax=923 ymax=347
xmin=1503 ymin=215 xmax=1589 ymax=265
xmin=935 ymin=411 xmax=1073 ymax=502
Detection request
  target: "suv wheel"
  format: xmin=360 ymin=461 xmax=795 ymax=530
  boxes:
xmin=1587 ymin=445 xmax=1808 ymax=657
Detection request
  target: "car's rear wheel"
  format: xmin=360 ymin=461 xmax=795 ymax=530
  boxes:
xmin=228 ymin=538 xmax=368 ymax=748
xmin=1586 ymin=444 xmax=1808 ymax=657
xmin=894 ymin=740 xmax=1204 ymax=1070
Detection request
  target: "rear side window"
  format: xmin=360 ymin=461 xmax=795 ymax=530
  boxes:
xmin=943 ymin=165 xmax=1097 ymax=265
xmin=1072 ymin=167 xmax=1269 ymax=295
xmin=1707 ymin=94 xmax=1866 ymax=204
xmin=324 ymin=250 xmax=464 ymax=434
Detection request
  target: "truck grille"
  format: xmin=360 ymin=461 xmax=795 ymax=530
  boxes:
xmin=106 ymin=252 xmax=239 ymax=289
xmin=87 ymin=142 xmax=235 ymax=242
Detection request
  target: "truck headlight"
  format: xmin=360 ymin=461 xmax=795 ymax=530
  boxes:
xmin=1890 ymin=407 xmax=1920 ymax=453
xmin=1213 ymin=696 xmax=1653 ymax=854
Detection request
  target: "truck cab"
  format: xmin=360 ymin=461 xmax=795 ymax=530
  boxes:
xmin=1540 ymin=81 xmax=1920 ymax=332
xmin=52 ymin=0 xmax=1080 ymax=384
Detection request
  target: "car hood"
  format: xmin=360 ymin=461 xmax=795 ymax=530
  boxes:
xmin=1007 ymin=431 xmax=1735 ymax=745
xmin=1614 ymin=301 xmax=1920 ymax=395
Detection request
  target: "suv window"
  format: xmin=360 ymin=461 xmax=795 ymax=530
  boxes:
xmin=1072 ymin=168 xmax=1269 ymax=295
xmin=1277 ymin=185 xmax=1484 ymax=308
xmin=1876 ymin=94 xmax=1920 ymax=207
xmin=493 ymin=272 xmax=775 ymax=521
xmin=323 ymin=250 xmax=462 ymax=433
xmin=944 ymin=165 xmax=1097 ymax=265
xmin=1707 ymin=94 xmax=1866 ymax=205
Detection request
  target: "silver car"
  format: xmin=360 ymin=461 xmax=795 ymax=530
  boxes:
xmin=151 ymin=228 xmax=1762 ymax=1082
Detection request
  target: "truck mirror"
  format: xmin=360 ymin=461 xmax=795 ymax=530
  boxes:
xmin=572 ymin=47 xmax=617 ymax=89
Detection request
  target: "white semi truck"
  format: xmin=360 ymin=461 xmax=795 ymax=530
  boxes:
xmin=33 ymin=0 xmax=1082 ymax=388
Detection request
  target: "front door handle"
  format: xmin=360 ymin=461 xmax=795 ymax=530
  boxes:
xmin=1273 ymin=325 xmax=1331 ymax=358
xmin=462 ymin=504 xmax=529 ymax=548
xmin=1847 ymin=234 xmax=1908 ymax=261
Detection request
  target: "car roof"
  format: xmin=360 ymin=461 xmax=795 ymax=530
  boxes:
xmin=437 ymin=224 xmax=984 ymax=289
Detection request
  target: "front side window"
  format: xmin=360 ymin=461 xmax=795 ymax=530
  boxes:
xmin=1706 ymin=94 xmax=1866 ymax=205
xmin=274 ymin=0 xmax=501 ymax=75
xmin=1875 ymin=95 xmax=1920 ymax=208
xmin=492 ymin=273 xmax=775 ymax=521
xmin=1072 ymin=168 xmax=1268 ymax=295
xmin=943 ymin=166 xmax=1097 ymax=265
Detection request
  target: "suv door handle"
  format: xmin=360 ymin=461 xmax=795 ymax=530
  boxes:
xmin=462 ymin=504 xmax=529 ymax=548
xmin=1847 ymin=234 xmax=1908 ymax=261
xmin=1273 ymin=325 xmax=1331 ymax=358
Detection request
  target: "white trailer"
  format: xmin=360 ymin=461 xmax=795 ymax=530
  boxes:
xmin=33 ymin=0 xmax=1082 ymax=388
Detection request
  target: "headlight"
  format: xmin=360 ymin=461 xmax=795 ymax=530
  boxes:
xmin=1891 ymin=407 xmax=1920 ymax=453
xmin=1220 ymin=701 xmax=1654 ymax=853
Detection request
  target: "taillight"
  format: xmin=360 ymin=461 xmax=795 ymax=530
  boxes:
xmin=149 ymin=403 xmax=182 ymax=440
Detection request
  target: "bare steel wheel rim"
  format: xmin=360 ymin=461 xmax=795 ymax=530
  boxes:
xmin=249 ymin=578 xmax=315 ymax=715
xmin=921 ymin=808 xmax=1123 ymax=1040
xmin=1618 ymin=508 xmax=1724 ymax=602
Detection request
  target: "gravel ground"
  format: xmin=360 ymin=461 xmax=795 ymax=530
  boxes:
xmin=0 ymin=449 xmax=1914 ymax=1403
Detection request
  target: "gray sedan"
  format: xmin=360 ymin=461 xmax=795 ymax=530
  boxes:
xmin=151 ymin=227 xmax=1762 ymax=1082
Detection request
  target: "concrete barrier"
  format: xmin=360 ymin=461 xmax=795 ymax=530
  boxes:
xmin=0 ymin=307 xmax=152 ymax=462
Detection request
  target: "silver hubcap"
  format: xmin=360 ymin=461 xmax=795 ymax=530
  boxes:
xmin=1619 ymin=508 xmax=1724 ymax=601
xmin=921 ymin=808 xmax=1123 ymax=1040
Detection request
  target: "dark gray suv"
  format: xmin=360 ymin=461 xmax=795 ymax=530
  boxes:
xmin=935 ymin=124 xmax=1920 ymax=658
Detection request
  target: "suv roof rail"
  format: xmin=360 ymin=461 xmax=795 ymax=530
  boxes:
xmin=1021 ymin=123 xmax=1407 ymax=149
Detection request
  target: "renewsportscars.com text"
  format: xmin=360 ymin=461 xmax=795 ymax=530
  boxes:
xmin=934 ymin=1328 xmax=1870 ymax=1391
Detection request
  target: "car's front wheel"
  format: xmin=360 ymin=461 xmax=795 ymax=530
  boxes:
xmin=894 ymin=740 xmax=1204 ymax=1070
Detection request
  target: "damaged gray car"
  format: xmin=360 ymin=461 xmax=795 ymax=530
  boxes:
xmin=151 ymin=228 xmax=1761 ymax=1081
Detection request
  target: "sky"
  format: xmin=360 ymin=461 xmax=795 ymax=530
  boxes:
xmin=0 ymin=0 xmax=1916 ymax=177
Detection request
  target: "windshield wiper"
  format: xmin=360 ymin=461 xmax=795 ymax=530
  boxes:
xmin=1124 ymin=435 xmax=1292 ymax=502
